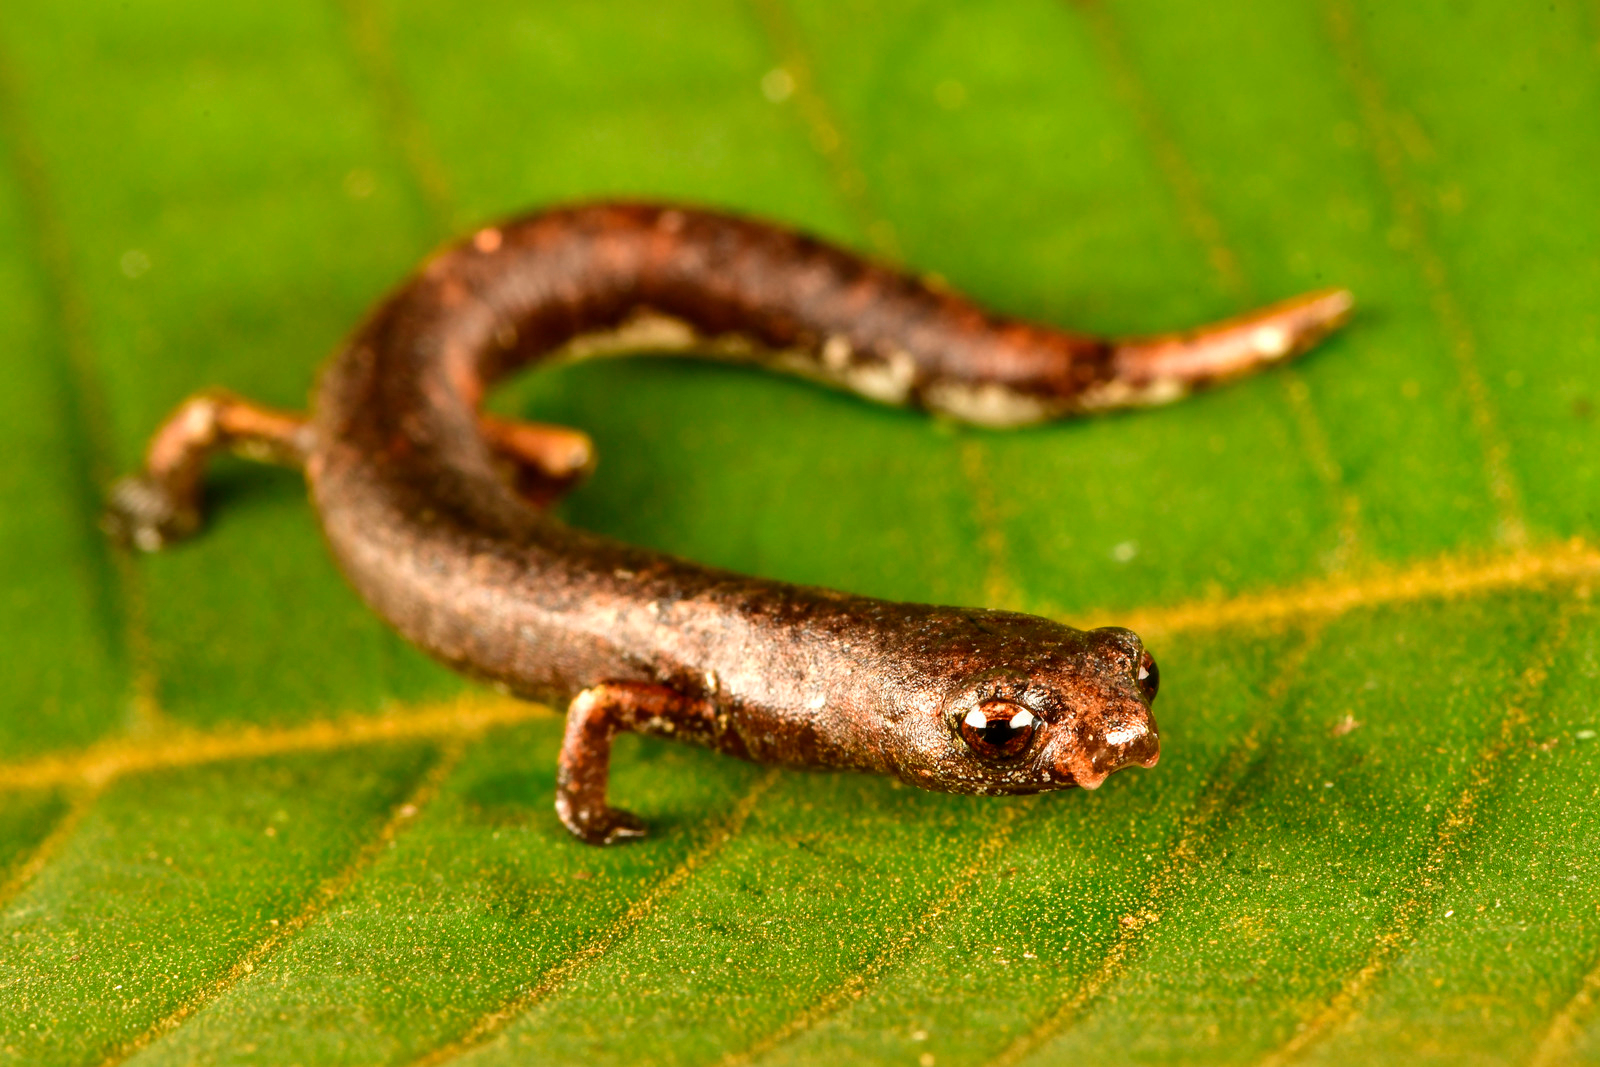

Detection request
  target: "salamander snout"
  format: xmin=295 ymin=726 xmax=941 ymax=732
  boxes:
xmin=1051 ymin=627 xmax=1163 ymax=789
xmin=1058 ymin=710 xmax=1160 ymax=790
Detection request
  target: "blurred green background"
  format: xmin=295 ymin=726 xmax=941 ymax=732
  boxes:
xmin=1 ymin=1 xmax=1598 ymax=1064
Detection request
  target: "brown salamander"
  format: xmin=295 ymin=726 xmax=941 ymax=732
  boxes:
xmin=104 ymin=203 xmax=1352 ymax=844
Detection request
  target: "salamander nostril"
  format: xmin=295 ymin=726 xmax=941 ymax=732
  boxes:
xmin=1095 ymin=715 xmax=1159 ymax=772
xmin=1102 ymin=721 xmax=1146 ymax=747
xmin=1126 ymin=724 xmax=1161 ymax=768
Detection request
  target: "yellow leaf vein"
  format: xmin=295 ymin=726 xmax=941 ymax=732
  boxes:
xmin=97 ymin=738 xmax=469 ymax=1067
xmin=0 ymin=42 xmax=163 ymax=735
xmin=983 ymin=622 xmax=1326 ymax=1067
xmin=1069 ymin=0 xmax=1364 ymax=571
xmin=1322 ymin=0 xmax=1527 ymax=547
xmin=0 ymin=783 xmax=106 ymax=914
xmin=1531 ymin=948 xmax=1600 ymax=1067
xmin=1252 ymin=597 xmax=1582 ymax=1065
xmin=0 ymin=540 xmax=1591 ymax=796
xmin=408 ymin=767 xmax=781 ymax=1067
xmin=333 ymin=0 xmax=459 ymax=232
xmin=719 ymin=799 xmax=1032 ymax=1066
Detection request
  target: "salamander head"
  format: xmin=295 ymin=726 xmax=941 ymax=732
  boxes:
xmin=902 ymin=624 xmax=1160 ymax=795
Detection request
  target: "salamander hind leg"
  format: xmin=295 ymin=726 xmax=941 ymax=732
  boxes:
xmin=104 ymin=390 xmax=312 ymax=552
xmin=480 ymin=414 xmax=595 ymax=509
xmin=556 ymin=682 xmax=713 ymax=845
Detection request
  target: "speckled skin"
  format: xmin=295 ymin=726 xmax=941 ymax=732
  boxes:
xmin=107 ymin=202 xmax=1352 ymax=844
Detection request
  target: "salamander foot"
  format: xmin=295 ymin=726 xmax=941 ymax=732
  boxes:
xmin=103 ymin=473 xmax=202 ymax=552
xmin=480 ymin=414 xmax=595 ymax=509
xmin=103 ymin=391 xmax=313 ymax=553
xmin=555 ymin=799 xmax=648 ymax=846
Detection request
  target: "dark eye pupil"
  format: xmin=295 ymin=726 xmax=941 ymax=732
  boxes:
xmin=959 ymin=700 xmax=1037 ymax=760
xmin=1138 ymin=651 xmax=1160 ymax=702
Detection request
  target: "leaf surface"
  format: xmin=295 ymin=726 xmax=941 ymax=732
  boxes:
xmin=1 ymin=1 xmax=1598 ymax=1064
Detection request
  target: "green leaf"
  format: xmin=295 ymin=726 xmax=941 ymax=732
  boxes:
xmin=1 ymin=0 xmax=1598 ymax=1064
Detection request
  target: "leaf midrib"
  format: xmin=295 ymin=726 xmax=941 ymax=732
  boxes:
xmin=1 ymin=539 xmax=1593 ymax=801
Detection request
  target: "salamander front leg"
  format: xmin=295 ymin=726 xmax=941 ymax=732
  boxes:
xmin=557 ymin=682 xmax=711 ymax=845
xmin=480 ymin=414 xmax=595 ymax=509
xmin=104 ymin=390 xmax=312 ymax=552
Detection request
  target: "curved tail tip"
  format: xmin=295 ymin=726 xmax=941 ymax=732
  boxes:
xmin=1289 ymin=287 xmax=1356 ymax=339
xmin=1224 ymin=286 xmax=1355 ymax=360
xmin=1112 ymin=286 xmax=1355 ymax=389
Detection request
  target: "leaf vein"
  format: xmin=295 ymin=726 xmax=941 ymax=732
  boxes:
xmin=408 ymin=767 xmax=782 ymax=1067
xmin=0 ymin=692 xmax=542 ymax=793
xmin=719 ymin=799 xmax=1031 ymax=1066
xmin=1069 ymin=0 xmax=1364 ymax=571
xmin=982 ymin=622 xmax=1327 ymax=1067
xmin=743 ymin=0 xmax=898 ymax=260
xmin=0 ymin=783 xmax=104 ymax=914
xmin=95 ymin=737 xmax=470 ymax=1067
xmin=1531 ymin=949 xmax=1600 ymax=1067
xmin=0 ymin=541 xmax=1592 ymax=795
xmin=1082 ymin=538 xmax=1600 ymax=638
xmin=743 ymin=0 xmax=1027 ymax=614
xmin=0 ymin=39 xmax=161 ymax=735
xmin=1251 ymin=596 xmax=1583 ymax=1066
xmin=1321 ymin=0 xmax=1527 ymax=547
xmin=332 ymin=0 xmax=459 ymax=232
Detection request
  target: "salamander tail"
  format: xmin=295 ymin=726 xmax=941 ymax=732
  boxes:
xmin=1110 ymin=287 xmax=1354 ymax=395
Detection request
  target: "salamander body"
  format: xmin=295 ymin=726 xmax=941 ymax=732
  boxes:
xmin=107 ymin=203 xmax=1350 ymax=843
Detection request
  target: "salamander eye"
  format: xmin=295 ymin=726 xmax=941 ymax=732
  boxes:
xmin=958 ymin=700 xmax=1038 ymax=761
xmin=1137 ymin=650 xmax=1160 ymax=702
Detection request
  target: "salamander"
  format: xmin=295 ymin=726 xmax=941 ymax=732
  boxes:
xmin=104 ymin=202 xmax=1352 ymax=844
